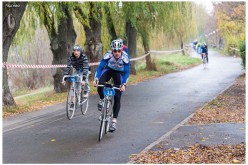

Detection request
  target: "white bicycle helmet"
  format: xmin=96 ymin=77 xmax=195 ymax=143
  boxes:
xmin=110 ymin=40 xmax=123 ymax=50
xmin=73 ymin=44 xmax=82 ymax=52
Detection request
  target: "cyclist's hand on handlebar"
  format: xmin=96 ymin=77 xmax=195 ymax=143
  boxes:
xmin=62 ymin=81 xmax=66 ymax=86
xmin=93 ymin=80 xmax=98 ymax=87
xmin=120 ymin=84 xmax=126 ymax=92
xmin=81 ymin=81 xmax=86 ymax=86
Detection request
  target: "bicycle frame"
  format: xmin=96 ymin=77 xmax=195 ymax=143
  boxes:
xmin=62 ymin=74 xmax=89 ymax=119
xmin=202 ymin=53 xmax=207 ymax=69
xmin=63 ymin=74 xmax=83 ymax=104
xmin=97 ymin=84 xmax=120 ymax=141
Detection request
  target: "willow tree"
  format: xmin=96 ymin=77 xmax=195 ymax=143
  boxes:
xmin=3 ymin=2 xmax=28 ymax=106
xmin=213 ymin=2 xmax=245 ymax=53
xmin=74 ymin=2 xmax=103 ymax=79
xmin=170 ymin=2 xmax=195 ymax=55
xmin=35 ymin=2 xmax=77 ymax=92
xmin=157 ymin=2 xmax=196 ymax=55
xmin=103 ymin=2 xmax=117 ymax=41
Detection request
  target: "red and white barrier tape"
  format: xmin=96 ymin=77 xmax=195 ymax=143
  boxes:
xmin=229 ymin=47 xmax=240 ymax=52
xmin=2 ymin=61 xmax=100 ymax=69
xmin=149 ymin=49 xmax=184 ymax=53
xmin=130 ymin=52 xmax=150 ymax=61
xmin=3 ymin=48 xmax=186 ymax=69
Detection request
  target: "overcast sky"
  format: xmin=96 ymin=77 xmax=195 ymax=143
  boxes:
xmin=194 ymin=1 xmax=214 ymax=14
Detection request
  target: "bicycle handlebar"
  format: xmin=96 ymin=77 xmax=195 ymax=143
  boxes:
xmin=97 ymin=84 xmax=121 ymax=91
xmin=62 ymin=74 xmax=83 ymax=83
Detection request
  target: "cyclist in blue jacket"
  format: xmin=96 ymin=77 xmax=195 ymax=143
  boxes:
xmin=93 ymin=39 xmax=130 ymax=132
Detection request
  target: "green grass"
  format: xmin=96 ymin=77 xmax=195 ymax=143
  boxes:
xmin=13 ymin=86 xmax=53 ymax=97
xmin=4 ymin=53 xmax=201 ymax=117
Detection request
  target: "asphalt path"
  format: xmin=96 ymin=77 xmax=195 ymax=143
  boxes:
xmin=3 ymin=51 xmax=243 ymax=163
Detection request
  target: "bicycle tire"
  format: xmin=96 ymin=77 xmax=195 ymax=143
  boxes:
xmin=99 ymin=101 xmax=107 ymax=141
xmin=105 ymin=99 xmax=113 ymax=134
xmin=80 ymin=92 xmax=89 ymax=115
xmin=66 ymin=88 xmax=76 ymax=120
xmin=105 ymin=112 xmax=113 ymax=134
xmin=99 ymin=113 xmax=105 ymax=141
xmin=202 ymin=56 xmax=207 ymax=69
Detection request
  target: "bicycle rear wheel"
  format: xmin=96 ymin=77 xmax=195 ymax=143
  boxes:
xmin=66 ymin=88 xmax=76 ymax=120
xmin=202 ymin=56 xmax=207 ymax=69
xmin=80 ymin=92 xmax=89 ymax=115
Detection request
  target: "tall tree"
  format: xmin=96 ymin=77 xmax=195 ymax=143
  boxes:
xmin=74 ymin=2 xmax=103 ymax=79
xmin=3 ymin=2 xmax=28 ymax=106
xmin=104 ymin=2 xmax=117 ymax=41
xmin=136 ymin=2 xmax=159 ymax=70
xmin=213 ymin=2 xmax=245 ymax=52
xmin=36 ymin=2 xmax=77 ymax=92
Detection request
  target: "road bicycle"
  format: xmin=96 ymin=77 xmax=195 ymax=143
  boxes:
xmin=97 ymin=83 xmax=120 ymax=141
xmin=62 ymin=74 xmax=89 ymax=120
xmin=202 ymin=53 xmax=207 ymax=69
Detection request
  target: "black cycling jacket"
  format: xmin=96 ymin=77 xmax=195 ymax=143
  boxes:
xmin=64 ymin=52 xmax=89 ymax=80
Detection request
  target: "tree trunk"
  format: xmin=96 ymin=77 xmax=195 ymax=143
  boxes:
xmin=140 ymin=28 xmax=157 ymax=71
xmin=180 ymin=37 xmax=185 ymax=55
xmin=49 ymin=3 xmax=77 ymax=92
xmin=83 ymin=2 xmax=103 ymax=80
xmin=3 ymin=2 xmax=27 ymax=106
xmin=104 ymin=4 xmax=117 ymax=41
xmin=126 ymin=20 xmax=137 ymax=75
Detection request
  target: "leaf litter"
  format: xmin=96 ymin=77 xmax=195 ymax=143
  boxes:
xmin=130 ymin=74 xmax=245 ymax=164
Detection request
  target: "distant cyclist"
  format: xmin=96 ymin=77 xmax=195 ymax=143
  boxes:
xmin=93 ymin=39 xmax=130 ymax=132
xmin=62 ymin=44 xmax=90 ymax=99
xmin=192 ymin=39 xmax=198 ymax=51
xmin=196 ymin=42 xmax=202 ymax=54
xmin=117 ymin=38 xmax=129 ymax=56
xmin=201 ymin=42 xmax=209 ymax=63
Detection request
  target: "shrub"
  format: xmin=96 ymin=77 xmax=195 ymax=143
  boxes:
xmin=239 ymin=40 xmax=245 ymax=69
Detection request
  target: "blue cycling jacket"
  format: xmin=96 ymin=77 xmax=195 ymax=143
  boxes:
xmin=95 ymin=51 xmax=130 ymax=84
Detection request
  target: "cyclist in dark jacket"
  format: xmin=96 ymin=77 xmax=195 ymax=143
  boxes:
xmin=117 ymin=38 xmax=129 ymax=56
xmin=201 ymin=42 xmax=209 ymax=63
xmin=63 ymin=44 xmax=90 ymax=97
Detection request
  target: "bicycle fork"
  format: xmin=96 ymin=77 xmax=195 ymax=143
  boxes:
xmin=99 ymin=99 xmax=112 ymax=122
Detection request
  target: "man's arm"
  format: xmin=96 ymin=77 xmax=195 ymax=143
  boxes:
xmin=64 ymin=57 xmax=72 ymax=75
xmin=95 ymin=59 xmax=107 ymax=81
xmin=122 ymin=62 xmax=130 ymax=84
xmin=82 ymin=54 xmax=89 ymax=81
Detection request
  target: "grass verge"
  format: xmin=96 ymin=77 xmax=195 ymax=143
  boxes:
xmin=3 ymin=53 xmax=201 ymax=118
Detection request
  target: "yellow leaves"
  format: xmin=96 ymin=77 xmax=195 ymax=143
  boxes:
xmin=201 ymin=137 xmax=208 ymax=141
xmin=232 ymin=159 xmax=239 ymax=163
xmin=129 ymin=154 xmax=138 ymax=158
xmin=187 ymin=75 xmax=245 ymax=125
xmin=130 ymin=143 xmax=245 ymax=164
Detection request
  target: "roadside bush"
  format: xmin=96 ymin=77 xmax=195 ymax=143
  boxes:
xmin=239 ymin=40 xmax=245 ymax=69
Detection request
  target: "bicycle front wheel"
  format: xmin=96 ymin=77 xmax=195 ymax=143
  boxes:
xmin=99 ymin=114 xmax=105 ymax=141
xmin=80 ymin=92 xmax=89 ymax=115
xmin=99 ymin=102 xmax=107 ymax=141
xmin=66 ymin=88 xmax=76 ymax=120
xmin=105 ymin=100 xmax=113 ymax=134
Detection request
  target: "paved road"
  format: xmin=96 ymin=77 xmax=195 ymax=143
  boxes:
xmin=3 ymin=51 xmax=243 ymax=163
